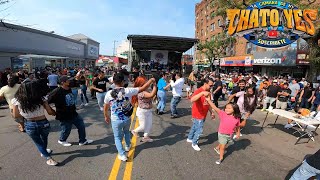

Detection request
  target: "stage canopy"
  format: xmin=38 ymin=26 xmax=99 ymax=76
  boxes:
xmin=127 ymin=35 xmax=198 ymax=52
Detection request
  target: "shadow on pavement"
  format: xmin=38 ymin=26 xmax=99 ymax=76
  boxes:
xmin=224 ymin=139 xmax=251 ymax=159
xmin=52 ymin=135 xmax=117 ymax=166
xmin=133 ymin=123 xmax=189 ymax=159
xmin=49 ymin=121 xmax=93 ymax=133
xmin=242 ymin=119 xmax=263 ymax=135
xmin=198 ymin=132 xmax=218 ymax=147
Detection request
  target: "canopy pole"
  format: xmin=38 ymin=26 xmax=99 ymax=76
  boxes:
xmin=127 ymin=38 xmax=133 ymax=72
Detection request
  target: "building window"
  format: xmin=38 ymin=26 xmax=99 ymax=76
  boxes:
xmin=252 ymin=44 xmax=257 ymax=52
xmin=211 ymin=23 xmax=215 ymax=31
xmin=206 ymin=15 xmax=210 ymax=21
xmin=290 ymin=41 xmax=297 ymax=49
xmin=246 ymin=42 xmax=252 ymax=54
xmin=207 ymin=26 xmax=209 ymax=32
xmin=218 ymin=19 xmax=221 ymax=27
xmin=201 ymin=29 xmax=204 ymax=36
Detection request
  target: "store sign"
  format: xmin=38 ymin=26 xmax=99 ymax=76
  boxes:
xmin=253 ymin=50 xmax=296 ymax=66
xmin=88 ymin=44 xmax=99 ymax=57
xmin=296 ymin=53 xmax=310 ymax=65
xmin=220 ymin=56 xmax=253 ymax=67
xmin=227 ymin=1 xmax=318 ymax=48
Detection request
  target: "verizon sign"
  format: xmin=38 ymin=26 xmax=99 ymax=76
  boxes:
xmin=253 ymin=50 xmax=296 ymax=66
xmin=254 ymin=58 xmax=282 ymax=64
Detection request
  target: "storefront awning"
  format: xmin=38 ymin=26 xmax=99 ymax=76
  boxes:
xmin=19 ymin=54 xmax=68 ymax=59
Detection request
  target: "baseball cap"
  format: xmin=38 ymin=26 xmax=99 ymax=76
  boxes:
xmin=273 ymin=80 xmax=278 ymax=83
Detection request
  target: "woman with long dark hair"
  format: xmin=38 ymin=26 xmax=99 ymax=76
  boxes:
xmin=12 ymin=81 xmax=58 ymax=166
xmin=0 ymin=75 xmax=23 ymax=131
xmin=131 ymin=76 xmax=157 ymax=142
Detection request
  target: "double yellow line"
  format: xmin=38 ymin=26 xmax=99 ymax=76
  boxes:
xmin=108 ymin=107 xmax=139 ymax=180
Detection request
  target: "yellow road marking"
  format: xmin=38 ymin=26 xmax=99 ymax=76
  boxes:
xmin=123 ymin=115 xmax=140 ymax=180
xmin=108 ymin=107 xmax=137 ymax=180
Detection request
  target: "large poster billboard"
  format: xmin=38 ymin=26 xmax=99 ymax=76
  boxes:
xmin=253 ymin=50 xmax=297 ymax=66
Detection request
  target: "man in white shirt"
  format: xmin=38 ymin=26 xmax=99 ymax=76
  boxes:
xmin=169 ymin=72 xmax=185 ymax=118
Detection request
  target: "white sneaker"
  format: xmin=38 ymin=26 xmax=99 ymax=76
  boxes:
xmin=79 ymin=139 xmax=94 ymax=146
xmin=58 ymin=140 xmax=72 ymax=147
xmin=46 ymin=158 xmax=58 ymax=166
xmin=192 ymin=144 xmax=201 ymax=151
xmin=125 ymin=146 xmax=131 ymax=152
xmin=41 ymin=149 xmax=53 ymax=157
xmin=118 ymin=154 xmax=128 ymax=161
xmin=80 ymin=103 xmax=84 ymax=107
xmin=84 ymin=103 xmax=89 ymax=106
xmin=186 ymin=139 xmax=192 ymax=143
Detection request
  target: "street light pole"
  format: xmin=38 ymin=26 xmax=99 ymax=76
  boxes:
xmin=113 ymin=40 xmax=118 ymax=56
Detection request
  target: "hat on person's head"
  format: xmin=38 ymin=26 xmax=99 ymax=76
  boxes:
xmin=121 ymin=65 xmax=127 ymax=69
xmin=60 ymin=75 xmax=69 ymax=84
xmin=273 ymin=80 xmax=278 ymax=83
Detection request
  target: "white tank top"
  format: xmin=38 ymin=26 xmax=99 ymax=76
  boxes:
xmin=11 ymin=98 xmax=46 ymax=119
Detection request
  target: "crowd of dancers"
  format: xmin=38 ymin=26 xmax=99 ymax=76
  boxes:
xmin=0 ymin=66 xmax=319 ymax=179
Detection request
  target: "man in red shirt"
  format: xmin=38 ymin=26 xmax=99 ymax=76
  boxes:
xmin=187 ymin=77 xmax=214 ymax=151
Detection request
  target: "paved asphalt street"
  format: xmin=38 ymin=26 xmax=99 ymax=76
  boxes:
xmin=0 ymin=92 xmax=319 ymax=180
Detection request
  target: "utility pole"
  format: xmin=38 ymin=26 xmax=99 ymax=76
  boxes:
xmin=113 ymin=40 xmax=118 ymax=56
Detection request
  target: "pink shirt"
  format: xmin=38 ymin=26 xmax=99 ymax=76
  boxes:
xmin=218 ymin=110 xmax=240 ymax=136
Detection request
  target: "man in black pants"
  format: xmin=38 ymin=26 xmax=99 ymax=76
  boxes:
xmin=212 ymin=75 xmax=222 ymax=107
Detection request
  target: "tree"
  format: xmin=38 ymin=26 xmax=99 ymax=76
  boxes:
xmin=198 ymin=33 xmax=236 ymax=71
xmin=209 ymin=0 xmax=320 ymax=79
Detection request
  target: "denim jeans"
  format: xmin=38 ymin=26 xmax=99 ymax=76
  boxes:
xmin=300 ymin=98 xmax=311 ymax=109
xmin=96 ymin=92 xmax=106 ymax=109
xmin=72 ymin=88 xmax=78 ymax=105
xmin=157 ymin=90 xmax=166 ymax=112
xmin=25 ymin=119 xmax=51 ymax=159
xmin=111 ymin=119 xmax=131 ymax=156
xmin=187 ymin=119 xmax=204 ymax=145
xmin=290 ymin=160 xmax=320 ymax=180
xmin=80 ymin=85 xmax=89 ymax=104
xmin=59 ymin=115 xmax=87 ymax=143
xmin=170 ymin=96 xmax=181 ymax=115
xmin=311 ymin=103 xmax=319 ymax=112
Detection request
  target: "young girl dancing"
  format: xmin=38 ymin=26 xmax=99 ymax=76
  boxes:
xmin=205 ymin=96 xmax=241 ymax=165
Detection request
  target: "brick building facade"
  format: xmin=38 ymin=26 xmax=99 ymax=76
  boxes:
xmin=194 ymin=0 xmax=312 ymax=77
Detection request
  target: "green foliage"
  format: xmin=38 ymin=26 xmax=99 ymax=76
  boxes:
xmin=198 ymin=33 xmax=236 ymax=63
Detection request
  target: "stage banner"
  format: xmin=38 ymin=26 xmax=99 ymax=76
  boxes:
xmin=150 ymin=50 xmax=168 ymax=65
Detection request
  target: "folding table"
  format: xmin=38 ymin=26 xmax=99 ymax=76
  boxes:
xmin=261 ymin=109 xmax=320 ymax=144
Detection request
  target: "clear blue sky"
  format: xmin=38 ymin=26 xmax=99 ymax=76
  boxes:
xmin=0 ymin=0 xmax=201 ymax=55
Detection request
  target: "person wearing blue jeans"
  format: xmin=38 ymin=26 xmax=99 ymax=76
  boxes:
xmin=111 ymin=119 xmax=131 ymax=156
xmin=187 ymin=77 xmax=214 ymax=151
xmin=290 ymin=149 xmax=320 ymax=180
xmin=169 ymin=72 xmax=185 ymax=118
xmin=92 ymin=71 xmax=109 ymax=111
xmin=187 ymin=119 xmax=204 ymax=145
xmin=12 ymin=80 xmax=58 ymax=166
xmin=170 ymin=96 xmax=181 ymax=117
xmin=59 ymin=115 xmax=87 ymax=144
xmin=48 ymin=75 xmax=93 ymax=147
xmin=157 ymin=90 xmax=166 ymax=114
xmin=104 ymin=73 xmax=155 ymax=161
xmin=25 ymin=120 xmax=51 ymax=156
xmin=156 ymin=72 xmax=170 ymax=115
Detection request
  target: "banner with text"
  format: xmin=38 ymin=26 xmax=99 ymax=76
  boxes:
xmin=253 ymin=50 xmax=296 ymax=66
